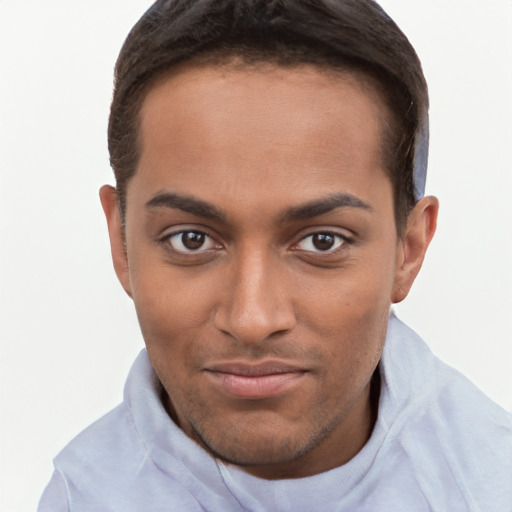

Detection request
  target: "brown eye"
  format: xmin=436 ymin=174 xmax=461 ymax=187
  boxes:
xmin=166 ymin=230 xmax=218 ymax=253
xmin=182 ymin=231 xmax=205 ymax=250
xmin=296 ymin=232 xmax=346 ymax=253
xmin=312 ymin=233 xmax=335 ymax=251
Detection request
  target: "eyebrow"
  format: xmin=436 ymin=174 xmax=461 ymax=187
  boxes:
xmin=145 ymin=191 xmax=371 ymax=224
xmin=281 ymin=193 xmax=372 ymax=222
xmin=145 ymin=192 xmax=226 ymax=222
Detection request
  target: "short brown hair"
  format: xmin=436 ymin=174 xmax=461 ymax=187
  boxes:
xmin=108 ymin=0 xmax=429 ymax=231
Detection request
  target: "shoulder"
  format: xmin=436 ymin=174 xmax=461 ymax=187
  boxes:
xmin=381 ymin=315 xmax=512 ymax=510
xmin=53 ymin=403 xmax=144 ymax=482
xmin=48 ymin=403 xmax=202 ymax=511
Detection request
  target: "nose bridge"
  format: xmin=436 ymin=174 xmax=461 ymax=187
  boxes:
xmin=215 ymin=242 xmax=295 ymax=343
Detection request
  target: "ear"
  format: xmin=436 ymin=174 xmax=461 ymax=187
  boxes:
xmin=99 ymin=185 xmax=133 ymax=298
xmin=392 ymin=196 xmax=439 ymax=303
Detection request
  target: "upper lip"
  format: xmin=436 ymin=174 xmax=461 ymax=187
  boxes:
xmin=205 ymin=361 xmax=307 ymax=377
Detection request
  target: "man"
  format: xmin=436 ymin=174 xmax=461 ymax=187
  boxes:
xmin=39 ymin=0 xmax=512 ymax=510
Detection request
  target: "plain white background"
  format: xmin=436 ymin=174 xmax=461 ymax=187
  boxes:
xmin=1 ymin=1 xmax=511 ymax=510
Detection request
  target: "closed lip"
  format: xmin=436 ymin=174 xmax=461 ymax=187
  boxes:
xmin=204 ymin=361 xmax=308 ymax=398
xmin=205 ymin=361 xmax=307 ymax=376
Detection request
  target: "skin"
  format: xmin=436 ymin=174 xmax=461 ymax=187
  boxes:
xmin=100 ymin=63 xmax=438 ymax=479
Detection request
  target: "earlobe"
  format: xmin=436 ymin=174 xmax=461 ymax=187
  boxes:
xmin=392 ymin=196 xmax=439 ymax=303
xmin=99 ymin=185 xmax=133 ymax=298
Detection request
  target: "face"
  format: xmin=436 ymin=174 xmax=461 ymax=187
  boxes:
xmin=102 ymin=63 xmax=437 ymax=479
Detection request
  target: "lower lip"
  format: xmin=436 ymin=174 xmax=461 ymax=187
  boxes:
xmin=206 ymin=371 xmax=306 ymax=399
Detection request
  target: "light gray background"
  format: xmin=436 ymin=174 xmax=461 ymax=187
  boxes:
xmin=1 ymin=1 xmax=511 ymax=510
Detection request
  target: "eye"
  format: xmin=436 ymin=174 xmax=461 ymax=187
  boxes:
xmin=296 ymin=232 xmax=347 ymax=253
xmin=164 ymin=230 xmax=219 ymax=253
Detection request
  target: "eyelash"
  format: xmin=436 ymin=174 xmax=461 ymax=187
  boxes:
xmin=158 ymin=228 xmax=352 ymax=257
xmin=294 ymin=231 xmax=352 ymax=254
xmin=159 ymin=229 xmax=220 ymax=254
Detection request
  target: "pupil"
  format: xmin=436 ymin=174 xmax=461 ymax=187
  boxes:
xmin=313 ymin=233 xmax=335 ymax=251
xmin=182 ymin=232 xmax=205 ymax=250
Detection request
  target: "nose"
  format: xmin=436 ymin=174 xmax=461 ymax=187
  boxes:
xmin=214 ymin=246 xmax=296 ymax=344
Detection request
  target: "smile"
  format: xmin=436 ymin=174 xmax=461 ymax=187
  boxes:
xmin=204 ymin=362 xmax=308 ymax=399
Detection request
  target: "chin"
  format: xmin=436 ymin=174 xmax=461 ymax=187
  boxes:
xmin=201 ymin=434 xmax=306 ymax=467
xmin=189 ymin=413 xmax=329 ymax=468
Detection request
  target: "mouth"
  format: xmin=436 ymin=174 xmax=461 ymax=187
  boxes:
xmin=204 ymin=362 xmax=308 ymax=399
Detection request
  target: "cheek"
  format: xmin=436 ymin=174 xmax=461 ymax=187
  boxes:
xmin=131 ymin=275 xmax=217 ymax=404
xmin=295 ymin=254 xmax=395 ymax=376
xmin=130 ymin=265 xmax=218 ymax=356
xmin=299 ymin=262 xmax=395 ymax=335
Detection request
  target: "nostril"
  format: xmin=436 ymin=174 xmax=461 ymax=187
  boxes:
xmin=213 ymin=302 xmax=296 ymax=345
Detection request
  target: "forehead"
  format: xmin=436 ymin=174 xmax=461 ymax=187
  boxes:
xmin=131 ymin=63 xmax=392 ymax=218
xmin=139 ymin=62 xmax=388 ymax=146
